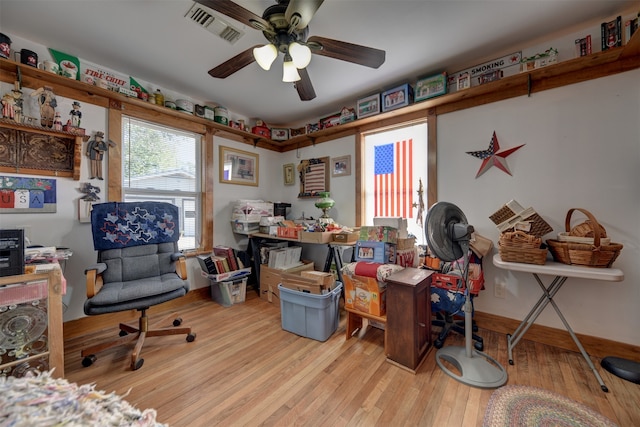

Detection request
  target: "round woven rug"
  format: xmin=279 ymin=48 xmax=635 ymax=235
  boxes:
xmin=483 ymin=385 xmax=618 ymax=427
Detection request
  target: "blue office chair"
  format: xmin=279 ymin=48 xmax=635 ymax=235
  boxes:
xmin=82 ymin=201 xmax=196 ymax=370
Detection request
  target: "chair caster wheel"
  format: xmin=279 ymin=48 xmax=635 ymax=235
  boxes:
xmin=173 ymin=317 xmax=183 ymax=327
xmin=82 ymin=355 xmax=96 ymax=367
xmin=474 ymin=341 xmax=484 ymax=352
xmin=509 ymin=359 xmax=514 ymax=365
xmin=119 ymin=330 xmax=128 ymax=337
xmin=187 ymin=333 xmax=196 ymax=342
xmin=434 ymin=339 xmax=443 ymax=349
xmin=133 ymin=358 xmax=144 ymax=370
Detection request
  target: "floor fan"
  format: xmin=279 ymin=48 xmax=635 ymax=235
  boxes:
xmin=425 ymin=201 xmax=508 ymax=388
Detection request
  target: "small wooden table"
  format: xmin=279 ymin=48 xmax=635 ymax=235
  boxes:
xmin=493 ymin=254 xmax=624 ymax=392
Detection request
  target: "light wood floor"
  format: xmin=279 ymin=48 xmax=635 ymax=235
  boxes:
xmin=63 ymin=291 xmax=640 ymax=427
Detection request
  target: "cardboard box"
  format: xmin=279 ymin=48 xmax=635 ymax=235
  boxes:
xmin=301 ymin=270 xmax=336 ymax=288
xmin=280 ymin=271 xmax=336 ymax=295
xmin=373 ymin=217 xmax=408 ymax=238
xmin=354 ymin=241 xmax=396 ymax=264
xmin=343 ymin=274 xmax=386 ymax=316
xmin=300 ymin=231 xmax=333 ymax=243
xmin=232 ymin=200 xmax=274 ymax=222
xmin=396 ymin=248 xmax=418 ymax=267
xmin=332 ymin=231 xmax=358 ymax=243
xmin=359 ymin=226 xmax=398 ymax=244
xmin=259 ymin=260 xmax=315 ymax=306
xmin=396 ymin=237 xmax=416 ymax=250
xmin=277 ymin=227 xmax=301 ymax=240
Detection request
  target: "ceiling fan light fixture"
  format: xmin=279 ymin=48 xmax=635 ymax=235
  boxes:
xmin=289 ymin=41 xmax=312 ymax=69
xmin=253 ymin=43 xmax=278 ymax=70
xmin=282 ymin=58 xmax=301 ymax=82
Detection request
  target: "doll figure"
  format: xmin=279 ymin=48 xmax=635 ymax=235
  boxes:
xmin=30 ymin=86 xmax=57 ymax=128
xmin=69 ymin=101 xmax=82 ymax=128
xmin=53 ymin=112 xmax=63 ymax=131
xmin=86 ymin=131 xmax=115 ymax=180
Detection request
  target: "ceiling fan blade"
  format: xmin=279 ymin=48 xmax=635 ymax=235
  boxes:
xmin=195 ymin=0 xmax=271 ymax=31
xmin=295 ymin=68 xmax=316 ymax=101
xmin=285 ymin=0 xmax=324 ymax=31
xmin=307 ymin=36 xmax=385 ymax=69
xmin=208 ymin=46 xmax=261 ymax=78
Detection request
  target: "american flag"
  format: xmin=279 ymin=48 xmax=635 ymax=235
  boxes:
xmin=374 ymin=139 xmax=413 ymax=217
xmin=304 ymin=162 xmax=326 ymax=194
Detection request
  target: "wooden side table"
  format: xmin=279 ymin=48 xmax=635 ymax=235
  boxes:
xmin=345 ymin=307 xmax=387 ymax=352
xmin=385 ymin=268 xmax=433 ymax=373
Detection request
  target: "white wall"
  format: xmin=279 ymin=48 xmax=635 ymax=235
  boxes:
xmin=437 ymin=70 xmax=640 ymax=346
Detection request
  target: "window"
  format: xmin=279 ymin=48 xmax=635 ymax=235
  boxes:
xmin=362 ymin=121 xmax=428 ymax=243
xmin=122 ymin=116 xmax=201 ymax=251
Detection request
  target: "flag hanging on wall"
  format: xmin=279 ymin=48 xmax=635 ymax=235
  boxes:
xmin=304 ymin=162 xmax=326 ymax=194
xmin=374 ymin=139 xmax=413 ymax=217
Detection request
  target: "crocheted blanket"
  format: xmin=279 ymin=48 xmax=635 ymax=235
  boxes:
xmin=91 ymin=202 xmax=180 ymax=251
xmin=0 ymin=371 xmax=165 ymax=426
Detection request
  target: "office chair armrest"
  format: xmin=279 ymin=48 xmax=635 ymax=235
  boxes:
xmin=85 ymin=263 xmax=107 ymax=298
xmin=172 ymin=253 xmax=188 ymax=280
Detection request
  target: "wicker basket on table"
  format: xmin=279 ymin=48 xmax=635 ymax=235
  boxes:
xmin=547 ymin=208 xmax=623 ymax=268
xmin=498 ymin=230 xmax=548 ymax=265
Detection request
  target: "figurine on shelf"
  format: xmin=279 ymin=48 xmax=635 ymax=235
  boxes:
xmin=1 ymin=91 xmax=16 ymax=120
xmin=11 ymin=85 xmax=23 ymax=124
xmin=86 ymin=131 xmax=115 ymax=180
xmin=30 ymin=86 xmax=57 ymax=128
xmin=69 ymin=101 xmax=82 ymax=128
xmin=53 ymin=112 xmax=63 ymax=131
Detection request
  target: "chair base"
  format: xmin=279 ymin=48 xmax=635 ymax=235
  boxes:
xmin=81 ymin=308 xmax=195 ymax=370
xmin=432 ymin=311 xmax=484 ymax=352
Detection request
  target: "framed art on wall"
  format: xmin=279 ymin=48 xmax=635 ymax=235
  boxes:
xmin=283 ymin=163 xmax=295 ymax=185
xmin=219 ymin=146 xmax=259 ymax=186
xmin=331 ymin=155 xmax=351 ymax=177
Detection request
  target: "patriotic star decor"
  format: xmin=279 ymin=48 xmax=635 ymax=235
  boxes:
xmin=466 ymin=131 xmax=525 ymax=178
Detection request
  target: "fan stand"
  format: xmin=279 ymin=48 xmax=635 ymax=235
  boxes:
xmin=434 ymin=235 xmax=508 ymax=388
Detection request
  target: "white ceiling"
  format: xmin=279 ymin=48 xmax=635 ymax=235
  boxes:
xmin=1 ymin=0 xmax=636 ymax=126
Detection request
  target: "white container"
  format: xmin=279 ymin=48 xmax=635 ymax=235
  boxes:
xmin=175 ymin=99 xmax=194 ymax=114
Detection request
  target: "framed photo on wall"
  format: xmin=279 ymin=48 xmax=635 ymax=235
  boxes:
xmin=331 ymin=155 xmax=351 ymax=177
xmin=283 ymin=163 xmax=295 ymax=185
xmin=219 ymin=146 xmax=259 ymax=186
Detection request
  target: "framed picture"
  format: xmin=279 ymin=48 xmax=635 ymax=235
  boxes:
xmin=219 ymin=145 xmax=259 ymax=186
xmin=356 ymin=93 xmax=380 ymax=119
xmin=331 ymin=155 xmax=351 ymax=177
xmin=381 ymin=84 xmax=414 ymax=112
xmin=283 ymin=163 xmax=295 ymax=185
xmin=271 ymin=128 xmax=289 ymax=141
xmin=298 ymin=157 xmax=330 ymax=198
xmin=415 ymin=72 xmax=447 ymax=101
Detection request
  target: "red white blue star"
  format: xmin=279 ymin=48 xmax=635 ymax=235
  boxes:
xmin=466 ymin=131 xmax=525 ymax=178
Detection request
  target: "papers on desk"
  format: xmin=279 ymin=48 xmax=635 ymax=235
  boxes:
xmin=25 ymin=247 xmax=73 ymax=263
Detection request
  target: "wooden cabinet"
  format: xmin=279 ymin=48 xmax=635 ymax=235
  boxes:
xmin=0 ymin=270 xmax=64 ymax=378
xmin=385 ymin=268 xmax=433 ymax=373
xmin=0 ymin=119 xmax=83 ymax=180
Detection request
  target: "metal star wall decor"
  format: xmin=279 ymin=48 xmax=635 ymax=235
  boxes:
xmin=466 ymin=131 xmax=525 ymax=178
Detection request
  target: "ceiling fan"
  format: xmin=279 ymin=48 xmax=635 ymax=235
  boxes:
xmin=196 ymin=0 xmax=386 ymax=101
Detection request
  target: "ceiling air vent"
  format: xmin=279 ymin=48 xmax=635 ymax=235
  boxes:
xmin=185 ymin=3 xmax=245 ymax=45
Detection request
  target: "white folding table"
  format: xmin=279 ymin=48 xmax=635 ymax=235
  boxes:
xmin=492 ymin=254 xmax=624 ymax=392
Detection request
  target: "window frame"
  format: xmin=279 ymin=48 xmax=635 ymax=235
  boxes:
xmin=107 ymin=102 xmax=214 ymax=254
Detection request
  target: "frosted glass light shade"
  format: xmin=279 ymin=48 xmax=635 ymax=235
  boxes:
xmin=282 ymin=60 xmax=301 ymax=82
xmin=289 ymin=42 xmax=312 ymax=69
xmin=253 ymin=44 xmax=278 ymax=70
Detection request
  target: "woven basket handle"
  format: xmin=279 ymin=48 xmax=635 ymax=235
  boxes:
xmin=565 ymin=208 xmax=601 ymax=247
xmin=510 ymin=230 xmax=536 ymax=243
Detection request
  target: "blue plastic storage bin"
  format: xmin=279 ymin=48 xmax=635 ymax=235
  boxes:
xmin=278 ymin=283 xmax=342 ymax=342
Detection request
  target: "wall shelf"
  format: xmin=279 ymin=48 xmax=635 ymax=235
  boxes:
xmin=1 ymin=29 xmax=638 ymax=153
xmin=0 ymin=119 xmax=83 ymax=180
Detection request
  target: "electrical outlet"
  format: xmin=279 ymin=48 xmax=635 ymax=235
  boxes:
xmin=494 ymin=282 xmax=506 ymax=299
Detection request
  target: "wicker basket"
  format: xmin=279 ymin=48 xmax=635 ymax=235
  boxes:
xmin=547 ymin=208 xmax=623 ymax=268
xmin=498 ymin=231 xmax=548 ymax=265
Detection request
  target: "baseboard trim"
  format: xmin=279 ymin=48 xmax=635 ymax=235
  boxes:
xmin=474 ymin=311 xmax=639 ymax=361
xmin=64 ymin=289 xmax=638 ymax=360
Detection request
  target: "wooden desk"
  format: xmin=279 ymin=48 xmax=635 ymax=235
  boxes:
xmin=247 ymin=233 xmax=355 ymax=286
xmin=0 ymin=270 xmax=64 ymax=378
xmin=493 ymin=254 xmax=624 ymax=392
